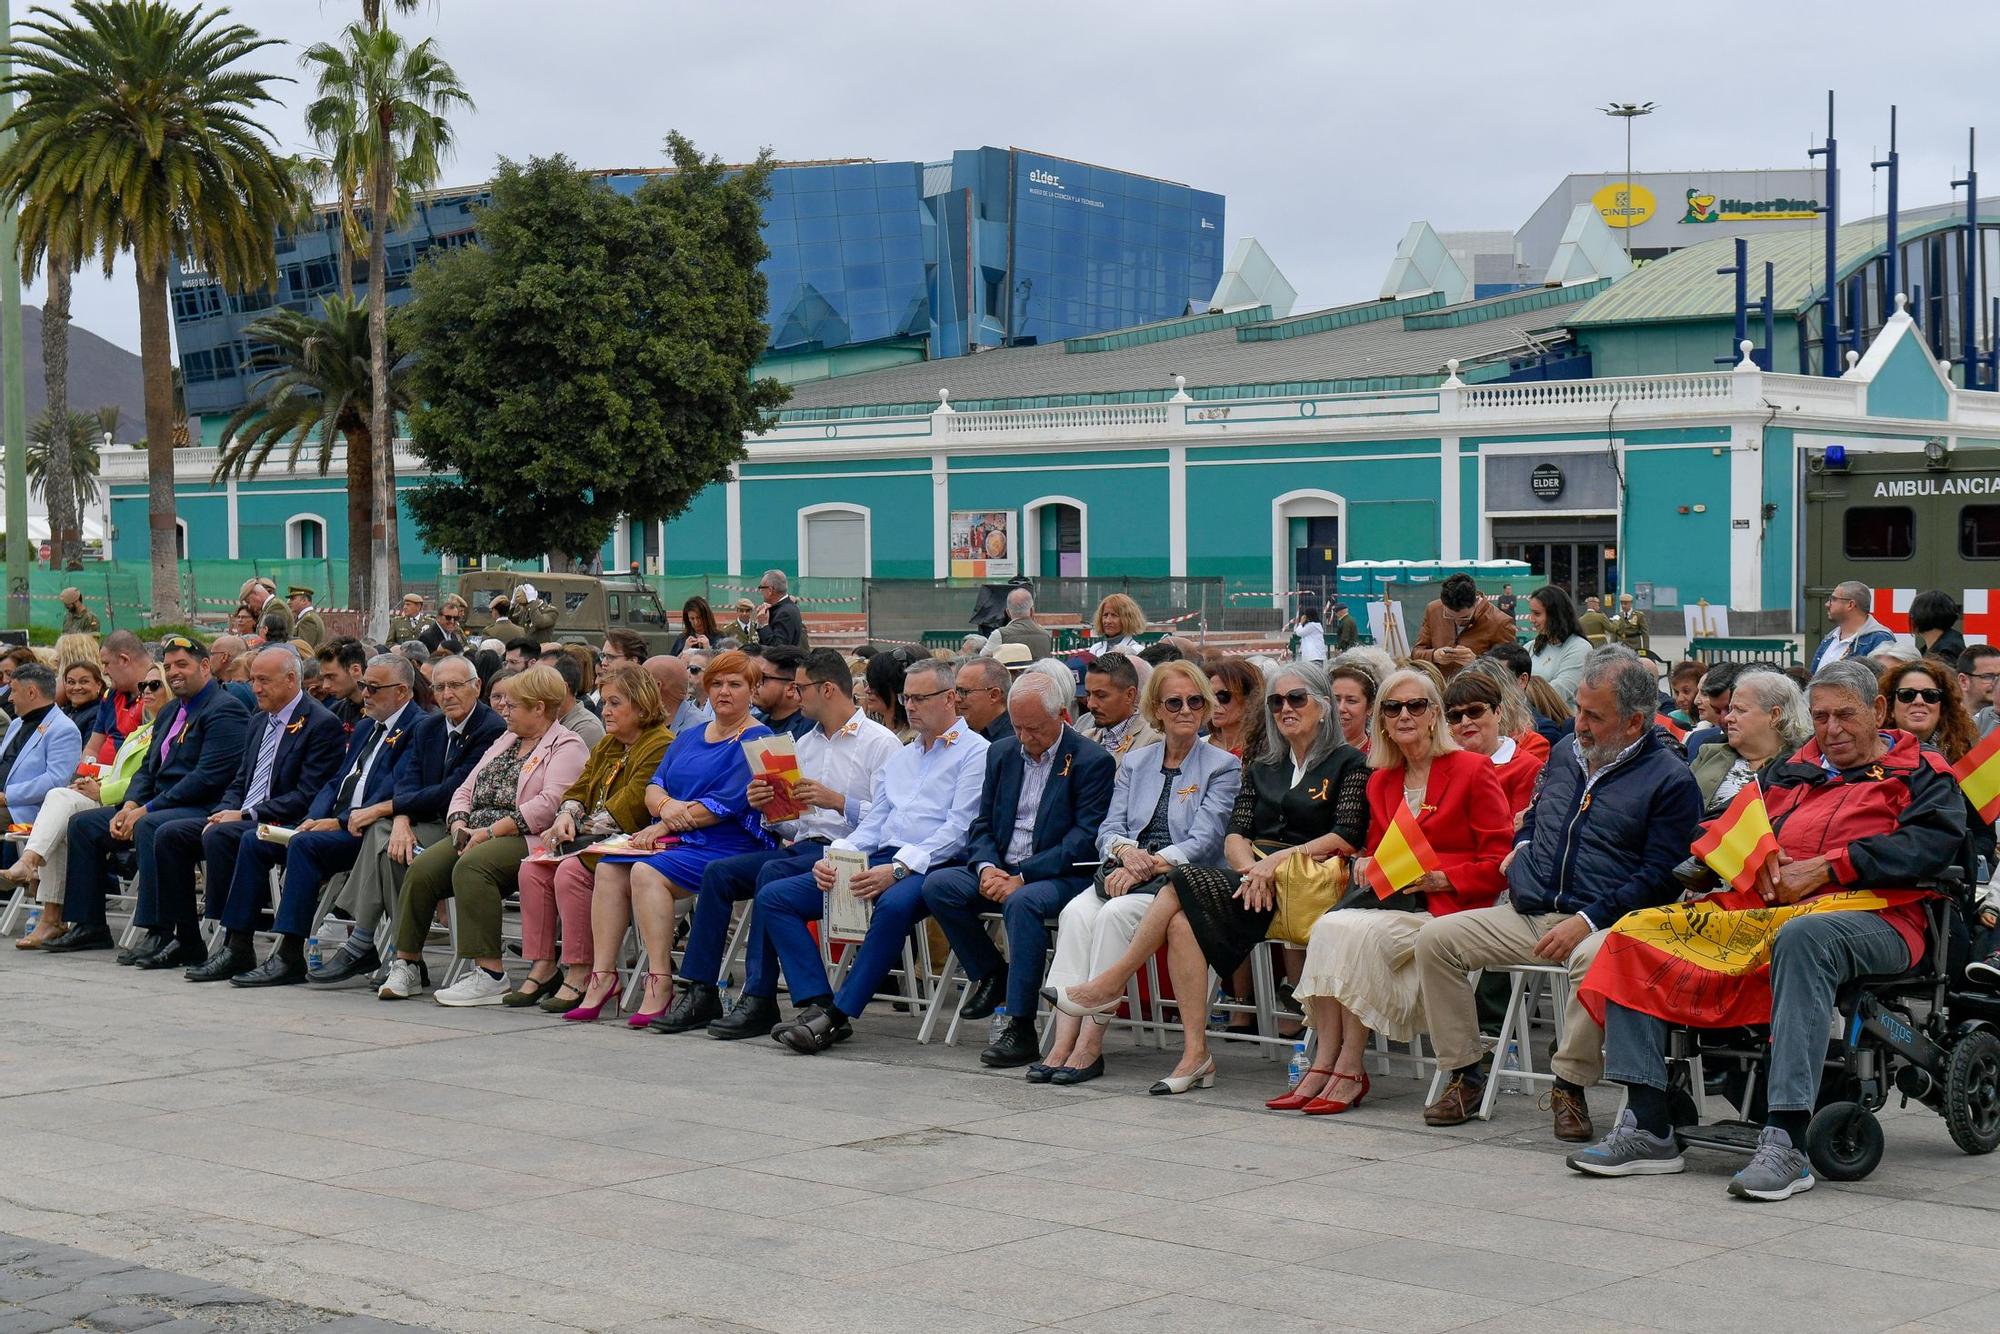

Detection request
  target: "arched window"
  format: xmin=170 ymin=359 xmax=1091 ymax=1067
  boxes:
xmin=174 ymin=519 xmax=188 ymax=561
xmin=797 ymin=503 xmax=870 ymax=578
xmin=286 ymin=514 xmax=327 ymax=561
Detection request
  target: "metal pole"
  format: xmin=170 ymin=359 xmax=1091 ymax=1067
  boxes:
xmin=1954 ymin=128 xmax=1979 ymax=390
xmin=1624 ymin=116 xmax=1634 ymax=260
xmin=1762 ymin=261 xmax=1776 ymax=368
xmin=1808 ymin=91 xmax=1840 ymax=377
xmin=0 ymin=0 xmax=26 ymax=629
xmin=1872 ymin=106 xmax=1900 ymax=314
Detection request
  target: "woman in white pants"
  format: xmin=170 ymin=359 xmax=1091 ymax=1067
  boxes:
xmin=1038 ymin=661 xmax=1241 ymax=1086
xmin=8 ymin=664 xmax=165 ymax=947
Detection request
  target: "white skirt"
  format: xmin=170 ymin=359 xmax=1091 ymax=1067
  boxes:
xmin=1292 ymin=908 xmax=1434 ymax=1041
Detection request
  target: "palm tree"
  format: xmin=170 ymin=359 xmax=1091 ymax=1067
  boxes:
xmin=38 ymin=260 xmax=82 ymax=568
xmin=0 ymin=1 xmax=298 ymax=621
xmin=28 ymin=409 xmax=101 ymax=507
xmin=213 ymin=297 xmax=405 ymax=609
xmin=302 ymin=20 xmax=470 ymax=639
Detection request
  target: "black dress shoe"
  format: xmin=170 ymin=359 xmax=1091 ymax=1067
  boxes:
xmin=772 ymin=1004 xmax=851 ymax=1054
xmin=118 ymin=932 xmax=173 ymax=966
xmin=41 ymin=922 xmax=113 ymax=952
xmin=308 ymin=946 xmax=381 ymax=984
xmin=1050 ymin=1057 xmax=1105 ymax=1086
xmin=231 ymin=953 xmax=308 ymax=987
xmin=958 ymin=972 xmax=1005 ymax=1023
xmin=981 ymin=1017 xmax=1040 ymax=1068
xmin=134 ymin=938 xmax=207 ymax=971
xmin=184 ymin=946 xmax=255 ymax=983
xmin=706 ymin=993 xmax=782 ymax=1040
xmin=650 ymin=981 xmax=722 ymax=1034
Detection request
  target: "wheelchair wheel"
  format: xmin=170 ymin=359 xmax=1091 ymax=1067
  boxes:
xmin=1945 ymin=1030 xmax=2000 ymax=1156
xmin=1805 ymin=1102 xmax=1884 ymax=1181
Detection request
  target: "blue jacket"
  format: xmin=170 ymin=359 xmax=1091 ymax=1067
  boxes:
xmin=1507 ymin=727 xmax=1701 ymax=928
xmin=965 ymin=727 xmax=1116 ymax=887
xmin=1096 ymin=739 xmax=1241 ymax=868
xmin=125 ymin=680 xmax=251 ymax=813
xmin=0 ymin=707 xmax=82 ymax=822
xmin=1811 ymin=618 xmax=1895 ymax=673
xmin=392 ymin=702 xmax=504 ymax=822
xmin=221 ymin=695 xmax=347 ymax=826
xmin=307 ymin=701 xmax=423 ymax=823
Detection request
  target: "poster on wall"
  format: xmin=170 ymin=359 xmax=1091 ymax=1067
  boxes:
xmin=949 ymin=509 xmax=1016 ymax=579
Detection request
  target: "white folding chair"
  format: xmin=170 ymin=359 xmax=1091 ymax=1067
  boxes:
xmin=1424 ymin=963 xmax=1569 ymax=1119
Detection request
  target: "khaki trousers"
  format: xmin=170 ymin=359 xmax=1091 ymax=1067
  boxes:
xmin=1414 ymin=905 xmax=1608 ymax=1087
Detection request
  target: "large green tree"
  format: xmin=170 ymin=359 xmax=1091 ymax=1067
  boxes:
xmin=403 ymin=139 xmax=789 ymax=563
xmin=0 ymin=0 xmax=297 ymax=620
xmin=301 ymin=19 xmax=469 ymax=638
xmin=213 ymin=296 xmax=406 ymax=608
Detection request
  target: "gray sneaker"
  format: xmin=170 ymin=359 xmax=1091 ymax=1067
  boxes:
xmin=1566 ymin=1109 xmax=1686 ymax=1177
xmin=1728 ymin=1126 xmax=1815 ymax=1201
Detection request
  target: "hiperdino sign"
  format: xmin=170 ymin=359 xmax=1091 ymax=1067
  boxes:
xmin=1874 ymin=476 xmax=2000 ymax=497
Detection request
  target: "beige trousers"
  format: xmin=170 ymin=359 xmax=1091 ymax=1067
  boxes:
xmin=1413 ymin=904 xmax=1608 ymax=1087
xmin=26 ymin=787 xmax=101 ymax=907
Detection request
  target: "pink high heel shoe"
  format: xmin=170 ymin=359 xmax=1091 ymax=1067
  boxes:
xmin=563 ymin=970 xmax=623 ymax=1023
xmin=627 ymin=972 xmax=672 ymax=1028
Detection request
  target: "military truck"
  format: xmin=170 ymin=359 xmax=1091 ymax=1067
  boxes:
xmin=454 ymin=572 xmax=677 ymax=653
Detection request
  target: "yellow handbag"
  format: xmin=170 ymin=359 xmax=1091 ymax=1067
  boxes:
xmin=1265 ymin=849 xmax=1349 ymax=945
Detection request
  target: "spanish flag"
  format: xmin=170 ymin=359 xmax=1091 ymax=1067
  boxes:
xmin=1365 ymin=800 xmax=1443 ymax=899
xmin=1690 ymin=784 xmax=1780 ymax=894
xmin=1953 ymin=725 xmax=2000 ymax=824
xmin=1653 ymin=712 xmax=1688 ymax=743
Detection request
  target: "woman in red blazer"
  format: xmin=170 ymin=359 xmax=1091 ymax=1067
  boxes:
xmin=1273 ymin=668 xmax=1512 ymax=1116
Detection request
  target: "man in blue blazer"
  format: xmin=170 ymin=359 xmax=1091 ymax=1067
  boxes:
xmin=310 ymin=653 xmax=501 ymax=982
xmin=146 ymin=647 xmax=344 ymax=977
xmin=0 ymin=664 xmax=83 ymax=826
xmin=241 ymin=654 xmax=426 ymax=986
xmin=45 ymin=636 xmax=251 ymax=953
xmin=923 ymin=671 xmax=1115 ymax=1068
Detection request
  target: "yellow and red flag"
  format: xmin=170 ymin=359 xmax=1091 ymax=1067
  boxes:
xmin=1653 ymin=712 xmax=1687 ymax=743
xmin=1952 ymin=725 xmax=2000 ymax=824
xmin=1365 ymin=801 xmax=1443 ymax=899
xmin=1690 ymin=783 xmax=1780 ymax=894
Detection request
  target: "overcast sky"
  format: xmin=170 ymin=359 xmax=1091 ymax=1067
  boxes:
xmin=33 ymin=0 xmax=2000 ymax=354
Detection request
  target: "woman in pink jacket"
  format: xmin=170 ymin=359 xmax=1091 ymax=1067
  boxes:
xmin=380 ymin=664 xmax=588 ymax=1006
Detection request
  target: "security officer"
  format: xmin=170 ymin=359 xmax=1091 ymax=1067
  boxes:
xmin=58 ymin=587 xmax=100 ymax=637
xmin=288 ymin=586 xmax=328 ymax=650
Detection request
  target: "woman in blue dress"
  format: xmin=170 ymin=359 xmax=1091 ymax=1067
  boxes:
xmin=565 ymin=650 xmax=774 ymax=1027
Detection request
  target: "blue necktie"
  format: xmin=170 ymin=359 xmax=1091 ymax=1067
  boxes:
xmin=244 ymin=714 xmax=284 ymax=812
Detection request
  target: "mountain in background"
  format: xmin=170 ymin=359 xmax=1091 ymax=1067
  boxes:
xmin=0 ymin=305 xmax=147 ymax=437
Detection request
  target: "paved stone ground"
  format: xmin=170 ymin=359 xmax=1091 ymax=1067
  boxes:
xmin=6 ymin=952 xmax=2000 ymax=1333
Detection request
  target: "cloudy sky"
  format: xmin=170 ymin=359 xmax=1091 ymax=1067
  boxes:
xmin=36 ymin=0 xmax=2000 ymax=353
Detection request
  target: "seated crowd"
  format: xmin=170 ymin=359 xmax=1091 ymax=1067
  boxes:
xmin=7 ymin=576 xmax=1994 ymax=1206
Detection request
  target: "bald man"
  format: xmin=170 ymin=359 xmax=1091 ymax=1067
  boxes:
xmin=646 ymin=654 xmax=708 ymax=738
xmin=206 ymin=634 xmax=255 ymax=710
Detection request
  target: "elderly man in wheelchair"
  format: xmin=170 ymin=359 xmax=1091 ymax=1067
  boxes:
xmin=1567 ymin=658 xmax=1982 ymax=1200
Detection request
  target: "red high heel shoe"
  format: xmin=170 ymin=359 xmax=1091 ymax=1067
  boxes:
xmin=1301 ymin=1070 xmax=1369 ymax=1115
xmin=626 ymin=972 xmax=673 ymax=1028
xmin=1266 ymin=1067 xmax=1336 ymax=1111
xmin=562 ymin=970 xmax=623 ymax=1023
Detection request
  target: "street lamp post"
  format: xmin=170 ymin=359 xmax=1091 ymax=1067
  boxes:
xmin=1599 ymin=101 xmax=1657 ymax=258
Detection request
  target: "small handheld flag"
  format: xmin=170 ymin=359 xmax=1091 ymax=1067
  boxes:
xmin=1952 ymin=725 xmax=2000 ymax=824
xmin=1690 ymin=783 xmax=1780 ymax=894
xmin=1365 ymin=800 xmax=1444 ymax=899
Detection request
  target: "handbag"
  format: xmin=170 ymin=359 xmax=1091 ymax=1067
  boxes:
xmin=1265 ymin=848 xmax=1350 ymax=945
xmin=1093 ymin=855 xmax=1170 ymax=900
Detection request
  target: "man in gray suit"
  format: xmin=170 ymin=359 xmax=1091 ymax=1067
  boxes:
xmin=983 ymin=587 xmax=1054 ymax=662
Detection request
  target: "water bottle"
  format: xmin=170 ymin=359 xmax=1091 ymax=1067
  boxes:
xmin=22 ymin=907 xmax=38 ymax=935
xmin=1287 ymin=1041 xmax=1310 ymax=1090
xmin=719 ymin=979 xmax=735 ymax=1013
xmin=306 ymin=935 xmax=322 ymax=969
xmin=317 ymin=913 xmax=348 ymax=953
xmin=1498 ymin=1040 xmax=1523 ymax=1095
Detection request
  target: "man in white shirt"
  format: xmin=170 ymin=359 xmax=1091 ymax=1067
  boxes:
xmin=765 ymin=658 xmax=990 ymax=1053
xmin=656 ymin=649 xmax=900 ymax=1037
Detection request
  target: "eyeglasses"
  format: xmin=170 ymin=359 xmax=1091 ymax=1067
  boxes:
xmin=1159 ymin=696 xmax=1204 ymax=714
xmin=1444 ymin=703 xmax=1491 ymax=725
xmin=1266 ymin=689 xmax=1313 ymax=713
xmin=1967 ymin=672 xmax=2000 ymax=685
xmin=1380 ymin=699 xmax=1434 ymax=718
xmin=437 ymin=614 xmax=462 ymax=624
xmin=952 ymin=685 xmax=1000 ymax=700
xmin=135 ymin=680 xmax=164 ymax=694
xmin=1210 ymin=688 xmax=1233 ymax=705
xmin=358 ymin=680 xmax=400 ymax=694
xmin=901 ymin=686 xmax=952 ymax=705
xmin=1894 ymin=687 xmax=1944 ymax=704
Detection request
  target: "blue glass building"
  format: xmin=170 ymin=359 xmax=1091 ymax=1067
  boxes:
xmin=170 ymin=149 xmax=1225 ymax=421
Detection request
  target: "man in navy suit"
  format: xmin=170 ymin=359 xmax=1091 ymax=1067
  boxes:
xmin=150 ymin=647 xmax=343 ymax=979
xmin=229 ymin=653 xmax=425 ymax=987
xmin=44 ymin=635 xmax=251 ymax=954
xmin=310 ymin=653 xmax=501 ymax=982
xmin=923 ymin=671 xmax=1115 ymax=1068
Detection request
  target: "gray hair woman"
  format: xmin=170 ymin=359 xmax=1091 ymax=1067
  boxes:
xmin=1692 ymin=670 xmax=1810 ymax=813
xmin=1050 ymin=660 xmax=1370 ymax=1096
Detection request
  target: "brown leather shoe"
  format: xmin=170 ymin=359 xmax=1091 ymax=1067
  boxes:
xmin=1424 ymin=1073 xmax=1481 ymax=1126
xmin=1549 ymin=1084 xmax=1593 ymax=1142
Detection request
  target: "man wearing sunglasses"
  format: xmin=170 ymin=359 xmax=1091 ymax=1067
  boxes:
xmin=44 ymin=636 xmax=253 ymax=954
xmin=418 ymin=595 xmax=471 ymax=655
xmin=1810 ymin=581 xmax=1895 ymax=673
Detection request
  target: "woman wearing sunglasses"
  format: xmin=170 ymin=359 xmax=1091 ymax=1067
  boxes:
xmin=1882 ymin=660 xmax=1975 ymax=764
xmin=1279 ymin=669 xmax=1511 ymax=1115
xmin=1205 ymin=657 xmax=1266 ymax=759
xmin=1440 ymin=673 xmax=1544 ymax=822
xmin=1051 ymin=661 xmax=1368 ymax=1095
xmin=1039 ymin=661 xmax=1242 ymax=1086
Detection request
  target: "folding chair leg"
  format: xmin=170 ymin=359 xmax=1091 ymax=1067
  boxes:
xmin=916 ymin=951 xmax=960 ymax=1044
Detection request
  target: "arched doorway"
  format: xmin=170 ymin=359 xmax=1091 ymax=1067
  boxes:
xmin=1271 ymin=488 xmax=1345 ymax=609
xmin=1023 ymin=496 xmax=1087 ymax=577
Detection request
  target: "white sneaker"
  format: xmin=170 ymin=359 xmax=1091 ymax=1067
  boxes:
xmin=433 ymin=966 xmax=510 ymax=1007
xmin=377 ymin=958 xmax=424 ymax=1000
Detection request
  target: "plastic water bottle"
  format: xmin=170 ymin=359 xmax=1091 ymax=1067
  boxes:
xmin=1498 ymin=1040 xmax=1523 ymax=1095
xmin=718 ymin=979 xmax=735 ymax=1013
xmin=1287 ymin=1041 xmax=1310 ymax=1090
xmin=22 ymin=907 xmax=38 ymax=935
xmin=306 ymin=935 xmax=322 ymax=969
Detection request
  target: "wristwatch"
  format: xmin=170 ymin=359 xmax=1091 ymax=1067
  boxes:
xmin=891 ymin=862 xmax=910 ymax=880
